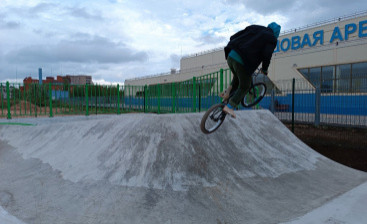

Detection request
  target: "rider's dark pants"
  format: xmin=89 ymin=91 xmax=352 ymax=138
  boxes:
xmin=227 ymin=57 xmax=252 ymax=107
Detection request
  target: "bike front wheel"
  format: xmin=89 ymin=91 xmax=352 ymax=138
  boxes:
xmin=241 ymin=83 xmax=267 ymax=108
xmin=200 ymin=103 xmax=227 ymax=134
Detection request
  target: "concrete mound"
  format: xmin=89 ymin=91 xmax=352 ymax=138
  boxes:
xmin=1 ymin=110 xmax=366 ymax=224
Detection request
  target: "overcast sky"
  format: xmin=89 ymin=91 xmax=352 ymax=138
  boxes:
xmin=1 ymin=0 xmax=367 ymax=84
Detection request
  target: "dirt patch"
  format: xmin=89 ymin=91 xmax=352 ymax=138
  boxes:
xmin=285 ymin=123 xmax=367 ymax=172
xmin=6 ymin=100 xmax=50 ymax=116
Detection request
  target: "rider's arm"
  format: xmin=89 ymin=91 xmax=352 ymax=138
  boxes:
xmin=261 ymin=42 xmax=276 ymax=74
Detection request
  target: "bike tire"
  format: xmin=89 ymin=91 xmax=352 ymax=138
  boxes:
xmin=200 ymin=103 xmax=227 ymax=134
xmin=241 ymin=82 xmax=267 ymax=108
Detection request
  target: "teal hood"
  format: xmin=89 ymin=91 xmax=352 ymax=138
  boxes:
xmin=268 ymin=22 xmax=281 ymax=38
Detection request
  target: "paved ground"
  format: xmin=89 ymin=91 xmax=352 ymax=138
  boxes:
xmin=0 ymin=110 xmax=366 ymax=224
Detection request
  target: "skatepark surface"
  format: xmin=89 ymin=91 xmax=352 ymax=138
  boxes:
xmin=0 ymin=110 xmax=366 ymax=224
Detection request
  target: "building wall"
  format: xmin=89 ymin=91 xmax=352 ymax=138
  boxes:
xmin=66 ymin=75 xmax=92 ymax=85
xmin=125 ymin=12 xmax=367 ymax=89
xmin=270 ymin=14 xmax=367 ymax=81
xmin=1 ymin=86 xmax=6 ymax=99
xmin=180 ymin=47 xmax=225 ymax=74
xmin=1 ymin=86 xmax=14 ymax=99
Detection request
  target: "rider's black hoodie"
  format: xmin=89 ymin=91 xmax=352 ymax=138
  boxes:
xmin=224 ymin=25 xmax=277 ymax=74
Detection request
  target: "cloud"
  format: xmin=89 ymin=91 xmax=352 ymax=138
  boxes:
xmin=2 ymin=2 xmax=59 ymax=20
xmin=31 ymin=2 xmax=57 ymax=14
xmin=196 ymin=32 xmax=227 ymax=47
xmin=0 ymin=14 xmax=20 ymax=29
xmin=4 ymin=35 xmax=148 ymax=64
xmin=223 ymin=0 xmax=367 ymax=33
xmin=1 ymin=0 xmax=367 ymax=83
xmin=67 ymin=6 xmax=104 ymax=21
xmin=225 ymin=0 xmax=296 ymax=15
xmin=0 ymin=20 xmax=20 ymax=29
xmin=170 ymin=54 xmax=180 ymax=69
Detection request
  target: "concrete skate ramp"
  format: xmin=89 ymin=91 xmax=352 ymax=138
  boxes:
xmin=0 ymin=110 xmax=366 ymax=224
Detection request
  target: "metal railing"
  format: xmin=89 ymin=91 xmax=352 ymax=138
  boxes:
xmin=258 ymin=78 xmax=367 ymax=128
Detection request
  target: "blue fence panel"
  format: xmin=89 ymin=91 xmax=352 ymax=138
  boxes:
xmin=259 ymin=94 xmax=367 ymax=116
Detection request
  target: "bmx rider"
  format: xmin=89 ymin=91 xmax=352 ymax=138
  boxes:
xmin=220 ymin=22 xmax=281 ymax=118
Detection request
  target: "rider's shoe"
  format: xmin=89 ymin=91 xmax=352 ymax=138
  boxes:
xmin=223 ymin=105 xmax=236 ymax=118
xmin=219 ymin=85 xmax=232 ymax=101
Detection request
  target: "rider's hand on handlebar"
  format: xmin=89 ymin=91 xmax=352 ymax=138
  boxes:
xmin=260 ymin=68 xmax=268 ymax=76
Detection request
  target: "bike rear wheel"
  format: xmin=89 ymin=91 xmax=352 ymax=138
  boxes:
xmin=241 ymin=82 xmax=267 ymax=108
xmin=200 ymin=103 xmax=227 ymax=134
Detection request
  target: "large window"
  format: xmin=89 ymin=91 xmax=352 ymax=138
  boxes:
xmin=336 ymin=64 xmax=351 ymax=92
xmin=321 ymin=66 xmax=334 ymax=93
xmin=299 ymin=62 xmax=367 ymax=93
xmin=298 ymin=68 xmax=313 ymax=84
xmin=352 ymin=62 xmax=367 ymax=92
xmin=309 ymin=67 xmax=321 ymax=88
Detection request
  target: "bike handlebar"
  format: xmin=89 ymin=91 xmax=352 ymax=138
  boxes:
xmin=254 ymin=68 xmax=268 ymax=76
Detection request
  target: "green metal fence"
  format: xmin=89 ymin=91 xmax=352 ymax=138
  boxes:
xmin=2 ymin=68 xmax=366 ymax=129
xmin=1 ymin=69 xmax=232 ymax=119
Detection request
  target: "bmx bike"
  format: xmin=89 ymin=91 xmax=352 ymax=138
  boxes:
xmin=200 ymin=70 xmax=267 ymax=134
